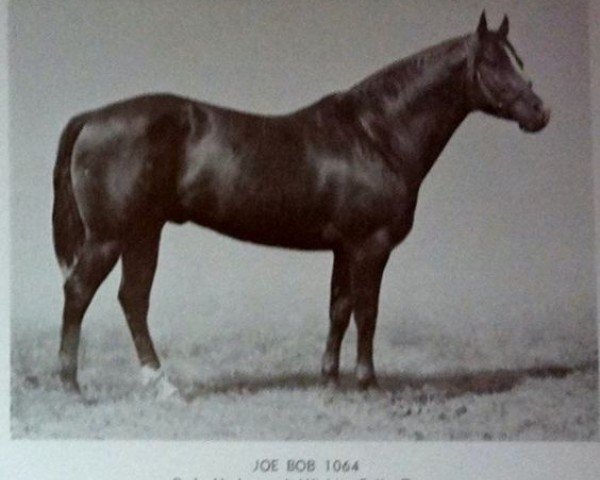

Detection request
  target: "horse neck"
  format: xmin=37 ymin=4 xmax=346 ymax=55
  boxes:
xmin=350 ymin=36 xmax=474 ymax=186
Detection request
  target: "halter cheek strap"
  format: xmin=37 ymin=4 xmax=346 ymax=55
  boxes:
xmin=465 ymin=41 xmax=501 ymax=110
xmin=466 ymin=37 xmax=528 ymax=113
xmin=476 ymin=70 xmax=500 ymax=108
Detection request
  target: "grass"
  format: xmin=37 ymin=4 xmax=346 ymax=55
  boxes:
xmin=10 ymin=312 xmax=598 ymax=440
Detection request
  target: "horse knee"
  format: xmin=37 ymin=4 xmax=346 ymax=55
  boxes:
xmin=354 ymin=303 xmax=378 ymax=324
xmin=330 ymin=296 xmax=352 ymax=324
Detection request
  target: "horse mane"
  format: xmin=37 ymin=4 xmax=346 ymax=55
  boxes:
xmin=348 ymin=34 xmax=474 ymax=112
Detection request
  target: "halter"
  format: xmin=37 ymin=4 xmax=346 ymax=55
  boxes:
xmin=466 ymin=37 xmax=530 ymax=113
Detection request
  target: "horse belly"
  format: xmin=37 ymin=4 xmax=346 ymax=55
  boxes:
xmin=183 ymin=186 xmax=335 ymax=249
xmin=177 ymin=167 xmax=335 ymax=248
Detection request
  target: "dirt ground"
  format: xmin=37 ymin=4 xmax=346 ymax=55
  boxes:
xmin=11 ymin=315 xmax=598 ymax=440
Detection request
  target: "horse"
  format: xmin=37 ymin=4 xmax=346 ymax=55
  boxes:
xmin=52 ymin=12 xmax=550 ymax=395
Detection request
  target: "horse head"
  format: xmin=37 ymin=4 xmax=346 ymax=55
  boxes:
xmin=468 ymin=11 xmax=550 ymax=133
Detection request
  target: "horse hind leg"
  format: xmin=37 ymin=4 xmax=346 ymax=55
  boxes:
xmin=59 ymin=237 xmax=121 ymax=392
xmin=118 ymin=226 xmax=177 ymax=399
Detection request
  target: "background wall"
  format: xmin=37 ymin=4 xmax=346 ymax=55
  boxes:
xmin=9 ymin=1 xmax=594 ymax=343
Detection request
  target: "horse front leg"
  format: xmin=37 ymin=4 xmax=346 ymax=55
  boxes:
xmin=321 ymin=249 xmax=353 ymax=385
xmin=349 ymin=240 xmax=390 ymax=390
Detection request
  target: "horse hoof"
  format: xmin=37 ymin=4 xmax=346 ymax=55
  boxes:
xmin=323 ymin=378 xmax=342 ymax=391
xmin=357 ymin=377 xmax=379 ymax=392
xmin=140 ymin=366 xmax=183 ymax=403
xmin=62 ymin=381 xmax=81 ymax=395
xmin=321 ymin=372 xmax=340 ymax=388
xmin=59 ymin=373 xmax=81 ymax=394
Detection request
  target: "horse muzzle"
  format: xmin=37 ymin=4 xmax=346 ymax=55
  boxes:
xmin=518 ymin=105 xmax=550 ymax=133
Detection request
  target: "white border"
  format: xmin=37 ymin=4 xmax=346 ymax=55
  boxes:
xmin=1 ymin=0 xmax=11 ymax=465
xmin=1 ymin=0 xmax=598 ymax=478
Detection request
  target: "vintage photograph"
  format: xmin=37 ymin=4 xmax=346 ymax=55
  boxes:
xmin=9 ymin=0 xmax=597 ymax=440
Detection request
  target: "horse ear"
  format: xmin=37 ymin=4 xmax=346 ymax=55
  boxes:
xmin=499 ymin=14 xmax=509 ymax=37
xmin=477 ymin=10 xmax=488 ymax=37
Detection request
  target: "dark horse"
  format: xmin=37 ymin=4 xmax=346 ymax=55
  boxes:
xmin=53 ymin=13 xmax=549 ymax=394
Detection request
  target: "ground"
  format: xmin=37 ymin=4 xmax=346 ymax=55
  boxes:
xmin=11 ymin=314 xmax=598 ymax=440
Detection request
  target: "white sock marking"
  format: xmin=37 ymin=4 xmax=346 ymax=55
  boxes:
xmin=140 ymin=366 xmax=180 ymax=401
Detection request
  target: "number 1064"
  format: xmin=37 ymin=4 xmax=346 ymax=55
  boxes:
xmin=325 ymin=460 xmax=360 ymax=472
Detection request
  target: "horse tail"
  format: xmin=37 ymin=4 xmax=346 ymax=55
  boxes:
xmin=52 ymin=115 xmax=86 ymax=278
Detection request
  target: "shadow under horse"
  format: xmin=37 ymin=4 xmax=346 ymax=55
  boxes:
xmin=52 ymin=12 xmax=550 ymax=394
xmin=183 ymin=362 xmax=591 ymax=402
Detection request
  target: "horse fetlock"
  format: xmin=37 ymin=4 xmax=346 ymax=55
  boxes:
xmin=59 ymin=346 xmax=77 ymax=367
xmin=321 ymin=351 xmax=340 ymax=377
xmin=137 ymin=353 xmax=160 ymax=369
xmin=355 ymin=363 xmax=377 ymax=390
xmin=58 ymin=361 xmax=80 ymax=393
xmin=140 ymin=365 xmax=163 ymax=385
